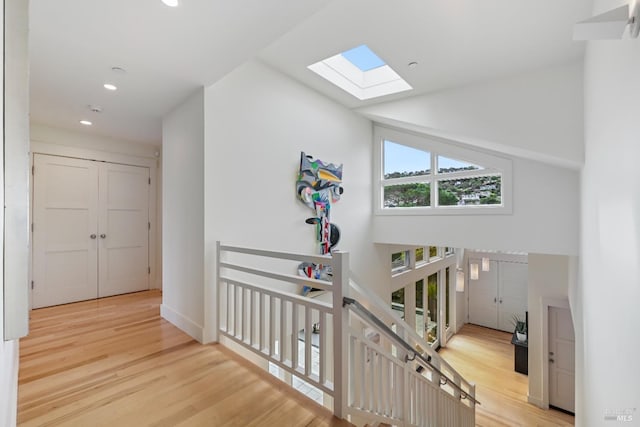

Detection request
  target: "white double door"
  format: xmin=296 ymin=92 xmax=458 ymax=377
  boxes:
xmin=468 ymin=260 xmax=528 ymax=332
xmin=32 ymin=154 xmax=150 ymax=308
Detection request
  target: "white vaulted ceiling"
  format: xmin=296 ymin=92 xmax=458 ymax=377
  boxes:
xmin=29 ymin=0 xmax=593 ymax=145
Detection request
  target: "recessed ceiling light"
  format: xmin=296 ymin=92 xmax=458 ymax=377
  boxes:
xmin=103 ymin=83 xmax=117 ymax=91
xmin=80 ymin=120 xmax=92 ymax=126
xmin=408 ymin=61 xmax=418 ymax=69
xmin=111 ymin=66 xmax=127 ymax=74
xmin=162 ymin=0 xmax=179 ymax=7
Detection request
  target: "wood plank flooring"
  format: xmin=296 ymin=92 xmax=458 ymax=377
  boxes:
xmin=439 ymin=324 xmax=575 ymax=427
xmin=17 ymin=290 xmax=351 ymax=427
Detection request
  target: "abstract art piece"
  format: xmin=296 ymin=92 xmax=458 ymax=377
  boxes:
xmin=296 ymin=152 xmax=344 ymax=294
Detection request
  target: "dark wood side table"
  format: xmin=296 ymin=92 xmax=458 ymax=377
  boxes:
xmin=511 ymin=332 xmax=528 ymax=375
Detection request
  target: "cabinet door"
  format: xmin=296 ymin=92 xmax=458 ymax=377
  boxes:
xmin=468 ymin=258 xmax=499 ymax=329
xmin=32 ymin=155 xmax=99 ymax=308
xmin=98 ymin=163 xmax=150 ymax=297
xmin=497 ymin=261 xmax=528 ymax=332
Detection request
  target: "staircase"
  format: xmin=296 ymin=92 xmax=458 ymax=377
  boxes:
xmin=216 ymin=242 xmax=476 ymax=427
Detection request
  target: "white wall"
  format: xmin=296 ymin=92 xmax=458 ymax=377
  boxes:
xmin=4 ymin=0 xmax=29 ymax=342
xmin=161 ymin=88 xmax=205 ymax=342
xmin=357 ymin=61 xmax=584 ymax=169
xmin=202 ymin=60 xmax=387 ymax=342
xmin=31 ymin=123 xmax=160 ymax=158
xmin=581 ymin=0 xmax=640 ymax=424
xmin=373 ymin=156 xmax=580 ymax=256
xmin=526 ymin=254 xmax=571 ymax=409
xmin=1 ymin=1 xmax=22 ymax=424
xmin=30 ymin=123 xmax=162 ymax=291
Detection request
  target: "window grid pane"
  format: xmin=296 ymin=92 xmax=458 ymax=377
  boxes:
xmin=391 ymin=251 xmax=409 ymax=270
xmin=427 ymin=273 xmax=438 ymax=345
xmin=437 ymin=155 xmax=482 ymax=174
xmin=384 ymin=183 xmax=430 ymax=208
xmin=384 ymin=140 xmax=431 ymax=179
xmin=438 ymin=175 xmax=502 ymax=206
xmin=415 ymin=279 xmax=424 ymax=338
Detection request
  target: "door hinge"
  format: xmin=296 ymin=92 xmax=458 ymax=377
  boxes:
xmin=31 ymin=281 xmax=34 ymax=290
xmin=148 ymin=267 xmax=151 ymax=274
xmin=31 ymin=223 xmax=34 ymax=232
xmin=148 ymin=222 xmax=151 ymax=230
xmin=32 ymin=165 xmax=35 ymax=175
xmin=148 ymin=177 xmax=151 ymax=185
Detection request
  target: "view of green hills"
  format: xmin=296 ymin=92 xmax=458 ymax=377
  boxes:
xmin=383 ymin=169 xmax=501 ymax=207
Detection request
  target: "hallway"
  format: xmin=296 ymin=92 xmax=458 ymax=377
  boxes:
xmin=440 ymin=324 xmax=575 ymax=426
xmin=17 ymin=290 xmax=350 ymax=427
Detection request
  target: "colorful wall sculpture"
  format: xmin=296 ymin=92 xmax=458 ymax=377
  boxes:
xmin=296 ymin=152 xmax=343 ymax=294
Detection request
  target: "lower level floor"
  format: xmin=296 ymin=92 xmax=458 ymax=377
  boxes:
xmin=440 ymin=324 xmax=574 ymax=426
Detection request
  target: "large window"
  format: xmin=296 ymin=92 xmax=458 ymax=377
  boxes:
xmin=376 ymin=127 xmax=512 ymax=214
xmin=390 ymin=245 xmax=456 ymax=349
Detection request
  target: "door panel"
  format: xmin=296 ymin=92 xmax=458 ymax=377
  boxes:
xmin=497 ymin=261 xmax=528 ymax=332
xmin=32 ymin=155 xmax=99 ymax=308
xmin=468 ymin=259 xmax=498 ymax=329
xmin=549 ymin=307 xmax=575 ymax=413
xmin=98 ymin=163 xmax=149 ymax=297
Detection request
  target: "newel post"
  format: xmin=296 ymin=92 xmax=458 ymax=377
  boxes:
xmin=331 ymin=250 xmax=349 ymax=420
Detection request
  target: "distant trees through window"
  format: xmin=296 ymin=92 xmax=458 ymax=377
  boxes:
xmin=379 ymin=134 xmax=509 ymax=211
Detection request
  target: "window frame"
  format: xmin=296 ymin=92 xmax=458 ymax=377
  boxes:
xmin=375 ymin=126 xmax=513 ymax=215
xmin=391 ymin=250 xmax=410 ymax=275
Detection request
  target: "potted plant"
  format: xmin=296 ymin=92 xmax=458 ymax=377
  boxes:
xmin=512 ymin=314 xmax=527 ymax=342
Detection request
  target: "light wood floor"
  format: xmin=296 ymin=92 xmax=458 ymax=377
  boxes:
xmin=17 ymin=290 xmax=351 ymax=427
xmin=439 ymin=324 xmax=575 ymax=427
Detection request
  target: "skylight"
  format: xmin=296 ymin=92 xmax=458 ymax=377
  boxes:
xmin=341 ymin=45 xmax=386 ymax=71
xmin=308 ymin=44 xmax=412 ymax=101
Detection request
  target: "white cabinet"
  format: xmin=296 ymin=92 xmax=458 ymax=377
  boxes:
xmin=468 ymin=259 xmax=527 ymax=332
xmin=32 ymin=154 xmax=150 ymax=308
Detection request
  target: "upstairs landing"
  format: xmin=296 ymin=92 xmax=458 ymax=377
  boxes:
xmin=18 ymin=290 xmax=351 ymax=427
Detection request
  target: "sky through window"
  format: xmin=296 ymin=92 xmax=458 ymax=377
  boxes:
xmin=341 ymin=45 xmax=386 ymax=71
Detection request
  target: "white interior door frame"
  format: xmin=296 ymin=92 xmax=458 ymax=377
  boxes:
xmin=540 ymin=297 xmax=571 ymax=409
xmin=30 ymin=142 xmax=159 ymax=309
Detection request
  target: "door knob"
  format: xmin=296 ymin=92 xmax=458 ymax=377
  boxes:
xmin=90 ymin=234 xmax=97 ymax=239
xmin=549 ymin=351 xmax=554 ymax=356
xmin=549 ymin=359 xmax=555 ymax=363
xmin=100 ymin=234 xmax=106 ymax=239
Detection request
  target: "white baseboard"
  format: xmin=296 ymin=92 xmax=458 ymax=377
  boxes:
xmin=160 ymin=304 xmax=203 ymax=343
xmin=528 ymin=395 xmax=546 ymax=409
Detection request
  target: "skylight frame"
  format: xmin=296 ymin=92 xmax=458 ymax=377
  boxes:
xmin=308 ymin=45 xmax=412 ymax=101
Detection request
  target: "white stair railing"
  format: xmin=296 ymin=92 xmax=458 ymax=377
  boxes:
xmin=343 ymin=297 xmax=477 ymax=427
xmin=216 ymin=242 xmax=476 ymax=426
xmin=216 ymin=242 xmax=348 ymax=417
xmin=349 ymin=278 xmax=477 ymax=415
